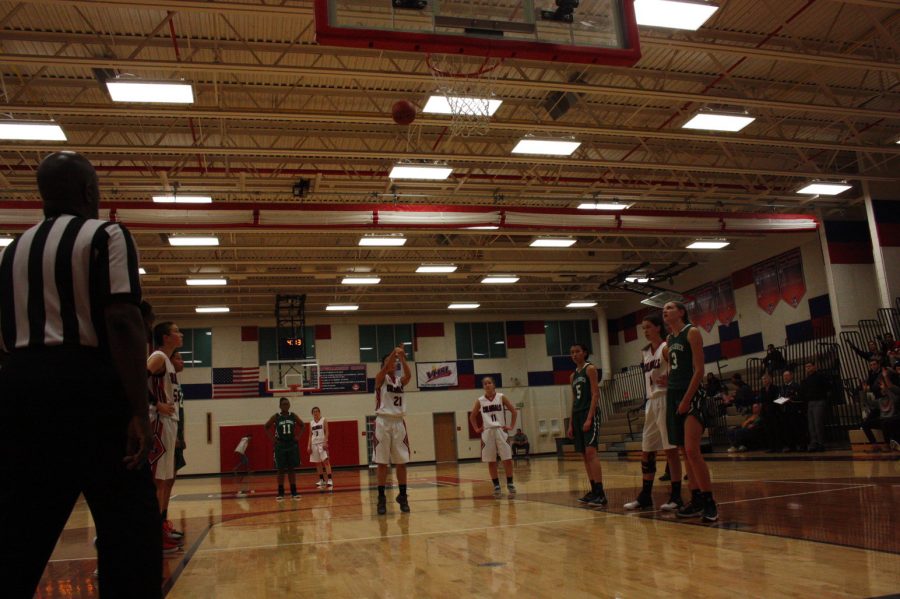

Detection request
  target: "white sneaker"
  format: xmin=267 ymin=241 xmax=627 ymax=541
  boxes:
xmin=493 ymin=485 xmax=502 ymax=498
xmin=316 ymin=480 xmax=325 ymax=488
xmin=235 ymin=491 xmax=248 ymax=498
xmin=660 ymin=498 xmax=683 ymax=512
xmin=738 ymin=445 xmax=748 ymax=452
xmin=327 ymin=479 xmax=334 ymax=487
xmin=507 ymin=483 xmax=516 ymax=498
xmin=891 ymin=439 xmax=900 ymax=452
xmin=727 ymin=446 xmax=737 ymax=453
xmin=292 ymin=494 xmax=301 ymax=501
xmin=276 ymin=495 xmax=284 ymax=502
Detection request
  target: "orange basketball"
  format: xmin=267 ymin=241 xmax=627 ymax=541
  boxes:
xmin=391 ymin=100 xmax=417 ymax=125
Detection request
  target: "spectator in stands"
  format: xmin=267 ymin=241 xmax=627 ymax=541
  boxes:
xmin=847 ymin=339 xmax=886 ymax=367
xmin=757 ymin=373 xmax=783 ymax=453
xmin=727 ymin=403 xmax=763 ymax=453
xmin=763 ymin=344 xmax=787 ymax=376
xmin=511 ymin=429 xmax=530 ymax=457
xmin=800 ymin=362 xmax=830 ymax=451
xmin=704 ymin=372 xmax=723 ymax=398
xmin=730 ymin=374 xmax=755 ymax=414
xmin=865 ymin=358 xmax=884 ymax=398
xmin=880 ymin=332 xmax=900 ymax=355
xmin=780 ymin=369 xmax=804 ymax=451
xmin=861 ymin=367 xmax=900 ymax=452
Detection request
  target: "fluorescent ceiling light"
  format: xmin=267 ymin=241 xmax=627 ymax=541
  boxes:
xmin=495 ymin=341 xmax=505 ymax=345
xmin=567 ymin=301 xmax=598 ymax=308
xmin=389 ymin=164 xmax=453 ymax=180
xmin=634 ymin=0 xmax=719 ymax=30
xmin=625 ymin=276 xmax=650 ymax=283
xmin=448 ymin=303 xmax=480 ymax=309
xmin=465 ymin=225 xmax=499 ymax=230
xmin=152 ymin=195 xmax=213 ymax=204
xmin=482 ymin=275 xmax=519 ymax=284
xmin=168 ymin=235 xmax=219 ymax=246
xmin=578 ymin=202 xmax=633 ymax=210
xmin=326 ymin=304 xmax=359 ymax=311
xmin=423 ymin=95 xmax=502 ymax=116
xmin=349 ymin=266 xmax=373 ymax=273
xmin=0 ymin=236 xmax=14 ymax=247
xmin=512 ymin=139 xmax=580 ymax=156
xmin=687 ymin=239 xmax=730 ymax=249
xmin=341 ymin=276 xmax=381 ymax=285
xmin=186 ymin=278 xmax=227 ymax=286
xmin=358 ymin=235 xmax=406 ymax=247
xmin=796 ymin=181 xmax=853 ymax=196
xmin=360 ymin=347 xmax=373 ymax=350
xmin=195 ymin=306 xmax=230 ymax=313
xmin=417 ymin=264 xmax=457 ymax=273
xmin=682 ymin=112 xmax=755 ymax=132
xmin=530 ymin=238 xmax=576 ymax=248
xmin=0 ymin=121 xmax=66 ymax=141
xmin=138 ymin=267 xmax=147 ymax=275
xmin=106 ymin=80 xmax=195 ymax=104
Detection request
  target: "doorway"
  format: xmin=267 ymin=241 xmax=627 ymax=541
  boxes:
xmin=433 ymin=412 xmax=458 ymax=463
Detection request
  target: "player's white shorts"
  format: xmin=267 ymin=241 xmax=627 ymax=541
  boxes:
xmin=151 ymin=416 xmax=178 ymax=480
xmin=481 ymin=427 xmax=512 ymax=462
xmin=642 ymin=396 xmax=675 ymax=452
xmin=374 ymin=416 xmax=410 ymax=465
xmin=310 ymin=443 xmax=329 ymax=463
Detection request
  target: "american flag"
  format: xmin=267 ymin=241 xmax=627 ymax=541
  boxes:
xmin=212 ymin=367 xmax=260 ymax=399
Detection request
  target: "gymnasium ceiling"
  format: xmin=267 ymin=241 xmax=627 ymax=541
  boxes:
xmin=0 ymin=0 xmax=897 ymax=318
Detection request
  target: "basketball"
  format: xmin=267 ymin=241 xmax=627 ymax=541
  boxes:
xmin=391 ymin=100 xmax=417 ymax=125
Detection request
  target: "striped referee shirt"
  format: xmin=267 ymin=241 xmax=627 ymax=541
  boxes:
xmin=0 ymin=215 xmax=141 ymax=352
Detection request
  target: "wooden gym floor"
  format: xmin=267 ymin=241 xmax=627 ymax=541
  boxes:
xmin=37 ymin=453 xmax=900 ymax=599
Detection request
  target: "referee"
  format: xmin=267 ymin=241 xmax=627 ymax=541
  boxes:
xmin=0 ymin=152 xmax=161 ymax=598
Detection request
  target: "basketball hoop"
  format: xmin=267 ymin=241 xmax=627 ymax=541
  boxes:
xmin=289 ymin=384 xmax=301 ymax=393
xmin=426 ymin=53 xmax=504 ymax=138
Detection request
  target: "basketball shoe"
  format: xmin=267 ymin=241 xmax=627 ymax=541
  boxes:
xmin=624 ymin=492 xmax=652 ymax=510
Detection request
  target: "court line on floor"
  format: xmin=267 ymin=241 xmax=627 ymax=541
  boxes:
xmin=193 ymin=513 xmax=604 ymax=555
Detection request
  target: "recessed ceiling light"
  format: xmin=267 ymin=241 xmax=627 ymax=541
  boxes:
xmin=512 ymin=139 xmax=580 ymax=156
xmin=417 ymin=264 xmax=457 ymax=273
xmin=152 ymin=195 xmax=213 ymax=204
xmin=448 ymin=303 xmax=480 ymax=309
xmin=358 ymin=235 xmax=406 ymax=247
xmin=567 ymin=301 xmax=598 ymax=308
xmin=138 ymin=267 xmax=147 ymax=275
xmin=465 ymin=225 xmax=500 ymax=230
xmin=423 ymin=95 xmax=502 ymax=116
xmin=577 ymin=202 xmax=633 ymax=210
xmin=687 ymin=239 xmax=730 ymax=249
xmin=634 ymin=0 xmax=719 ymax=31
xmin=389 ymin=164 xmax=453 ymax=180
xmin=481 ymin=275 xmax=519 ymax=284
xmin=796 ymin=181 xmax=853 ymax=196
xmin=530 ymin=238 xmax=576 ymax=248
xmin=341 ymin=276 xmax=381 ymax=285
xmin=326 ymin=304 xmax=359 ymax=311
xmin=195 ymin=306 xmax=230 ymax=313
xmin=186 ymin=278 xmax=227 ymax=286
xmin=0 ymin=121 xmax=67 ymax=141
xmin=168 ymin=235 xmax=219 ymax=246
xmin=106 ymin=80 xmax=195 ymax=104
xmin=682 ymin=112 xmax=755 ymax=132
xmin=0 ymin=236 xmax=14 ymax=247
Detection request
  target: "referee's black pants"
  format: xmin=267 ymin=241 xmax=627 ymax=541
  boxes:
xmin=0 ymin=348 xmax=162 ymax=599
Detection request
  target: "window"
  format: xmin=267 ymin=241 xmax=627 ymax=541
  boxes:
xmin=545 ymin=320 xmax=592 ymax=356
xmin=258 ymin=326 xmax=316 ymax=365
xmin=179 ymin=328 xmax=212 ymax=368
xmin=358 ymin=324 xmax=414 ymax=363
xmin=455 ymin=322 xmax=506 ymax=359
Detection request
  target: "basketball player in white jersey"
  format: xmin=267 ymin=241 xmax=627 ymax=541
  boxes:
xmin=374 ymin=347 xmax=412 ymax=515
xmin=147 ymin=321 xmax=184 ymax=552
xmin=624 ymin=312 xmax=684 ymax=511
xmin=308 ymin=406 xmax=333 ymax=488
xmin=469 ymin=376 xmax=518 ymax=498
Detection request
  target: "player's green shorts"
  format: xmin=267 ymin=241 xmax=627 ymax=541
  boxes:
xmin=572 ymin=409 xmax=601 ymax=453
xmin=666 ymin=387 xmax=707 ymax=447
xmin=274 ymin=442 xmax=299 ymax=470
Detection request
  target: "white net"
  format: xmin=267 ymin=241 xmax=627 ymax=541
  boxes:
xmin=426 ymin=54 xmax=503 ymax=138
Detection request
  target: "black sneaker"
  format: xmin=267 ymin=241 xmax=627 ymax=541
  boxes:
xmin=377 ymin=496 xmax=387 ymax=515
xmin=702 ymin=498 xmax=719 ymax=523
xmin=676 ymin=500 xmax=703 ymax=518
xmin=659 ymin=472 xmax=671 ymax=482
xmin=623 ymin=493 xmax=652 ymax=510
xmin=587 ymin=493 xmax=608 ymax=508
xmin=577 ymin=491 xmax=596 ymax=504
xmin=396 ymin=494 xmax=410 ymax=513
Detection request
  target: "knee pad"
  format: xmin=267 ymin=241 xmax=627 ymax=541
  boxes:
xmin=641 ymin=456 xmax=657 ymax=475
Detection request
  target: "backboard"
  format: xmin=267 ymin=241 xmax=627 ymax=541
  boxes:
xmin=314 ymin=0 xmax=641 ymax=66
xmin=266 ymin=359 xmax=321 ymax=394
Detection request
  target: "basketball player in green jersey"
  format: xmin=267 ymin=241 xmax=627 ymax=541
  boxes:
xmin=567 ymin=343 xmax=607 ymax=507
xmin=265 ymin=397 xmax=303 ymax=501
xmin=662 ymin=301 xmax=718 ymax=522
